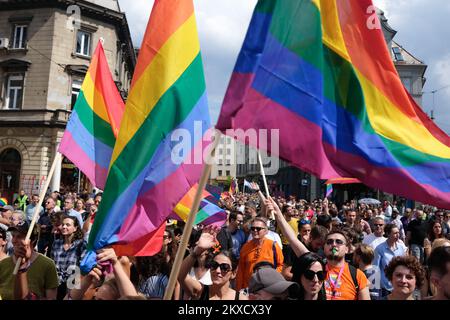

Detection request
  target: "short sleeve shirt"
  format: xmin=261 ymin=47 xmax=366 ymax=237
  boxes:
xmin=0 ymin=254 xmax=58 ymax=300
xmin=324 ymin=263 xmax=369 ymax=300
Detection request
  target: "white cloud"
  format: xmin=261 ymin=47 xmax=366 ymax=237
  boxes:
xmin=118 ymin=0 xmax=257 ymax=123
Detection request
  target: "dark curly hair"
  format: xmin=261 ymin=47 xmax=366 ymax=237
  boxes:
xmin=384 ymin=256 xmax=426 ymax=289
xmin=61 ymin=214 xmax=84 ymax=241
xmin=136 ymin=253 xmax=171 ymax=278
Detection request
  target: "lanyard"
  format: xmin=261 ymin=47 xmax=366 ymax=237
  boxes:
xmin=327 ymin=264 xmax=345 ymax=299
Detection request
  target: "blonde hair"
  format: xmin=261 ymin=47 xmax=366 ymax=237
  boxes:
xmin=354 ymin=243 xmax=374 ymax=265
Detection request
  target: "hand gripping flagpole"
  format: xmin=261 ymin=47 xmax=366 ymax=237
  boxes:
xmin=163 ymin=129 xmax=221 ymax=300
xmin=13 ymin=152 xmax=63 ymax=275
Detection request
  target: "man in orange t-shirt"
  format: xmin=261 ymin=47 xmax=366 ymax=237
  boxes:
xmin=235 ymin=217 xmax=283 ymax=290
xmin=266 ymin=197 xmax=370 ymax=300
xmin=322 ymin=231 xmax=369 ymax=300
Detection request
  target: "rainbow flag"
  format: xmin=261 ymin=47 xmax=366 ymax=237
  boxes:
xmin=59 ymin=41 xmax=124 ymax=189
xmin=325 ymin=184 xmax=333 ymax=198
xmin=229 ymin=178 xmax=238 ymax=194
xmin=170 ymin=184 xmax=227 ymax=227
xmin=216 ymin=0 xmax=450 ymax=209
xmin=0 ymin=198 xmax=8 ymax=206
xmin=81 ymin=0 xmax=211 ymax=272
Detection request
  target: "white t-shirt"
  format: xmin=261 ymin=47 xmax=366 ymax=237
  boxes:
xmin=363 ymin=233 xmax=387 ymax=250
xmin=188 ymin=268 xmax=212 ymax=285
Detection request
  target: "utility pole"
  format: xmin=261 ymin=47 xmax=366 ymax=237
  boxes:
xmin=424 ymin=84 xmax=450 ymax=120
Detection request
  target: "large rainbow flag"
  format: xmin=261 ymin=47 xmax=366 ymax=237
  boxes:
xmin=59 ymin=41 xmax=124 ymax=189
xmin=81 ymin=0 xmax=211 ymax=272
xmin=216 ymin=0 xmax=450 ymax=209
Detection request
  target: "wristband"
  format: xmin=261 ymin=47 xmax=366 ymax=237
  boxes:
xmin=18 ymin=261 xmax=31 ymax=274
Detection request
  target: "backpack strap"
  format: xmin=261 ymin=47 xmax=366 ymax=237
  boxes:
xmin=272 ymin=240 xmax=277 ymax=269
xmin=348 ymin=264 xmax=359 ymax=300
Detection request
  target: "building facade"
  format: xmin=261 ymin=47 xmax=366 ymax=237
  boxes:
xmin=0 ymin=0 xmax=135 ymax=203
xmin=210 ymin=135 xmax=237 ymax=187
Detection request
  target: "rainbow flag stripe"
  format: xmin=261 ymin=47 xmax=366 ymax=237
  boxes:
xmin=59 ymin=41 xmax=124 ymax=189
xmin=217 ymin=0 xmax=450 ymax=208
xmin=326 ymin=184 xmax=333 ymax=197
xmin=81 ymin=1 xmax=210 ymax=271
xmin=171 ymin=184 xmax=227 ymax=227
xmin=0 ymin=198 xmax=8 ymax=206
xmin=325 ymin=178 xmax=361 ymax=185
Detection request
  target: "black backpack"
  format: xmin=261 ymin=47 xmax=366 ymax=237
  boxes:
xmin=348 ymin=264 xmax=360 ymax=300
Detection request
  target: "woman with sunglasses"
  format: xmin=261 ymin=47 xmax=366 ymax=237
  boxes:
xmin=291 ymin=252 xmax=327 ymax=300
xmin=178 ymin=226 xmax=248 ymax=300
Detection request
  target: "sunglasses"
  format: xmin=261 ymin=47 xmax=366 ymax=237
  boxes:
xmin=303 ymin=270 xmax=325 ymax=281
xmin=325 ymin=238 xmax=345 ymax=246
xmin=250 ymin=226 xmax=266 ymax=232
xmin=207 ymin=261 xmax=232 ymax=273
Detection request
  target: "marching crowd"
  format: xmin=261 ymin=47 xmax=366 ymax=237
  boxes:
xmin=0 ymin=184 xmax=449 ymax=301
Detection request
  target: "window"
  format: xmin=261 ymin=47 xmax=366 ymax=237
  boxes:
xmin=71 ymin=79 xmax=82 ymax=109
xmin=226 ymin=160 xmax=231 ymax=166
xmin=218 ymin=148 xmax=223 ymax=155
xmin=218 ymin=170 xmax=223 ymax=176
xmin=6 ymin=74 xmax=24 ymax=109
xmin=392 ymin=47 xmax=404 ymax=62
xmin=218 ymin=159 xmax=223 ymax=165
xmin=76 ymin=30 xmax=91 ymax=57
xmin=401 ymin=78 xmax=412 ymax=93
xmin=12 ymin=25 xmax=27 ymax=49
xmin=227 ymin=148 xmax=231 ymax=155
xmin=226 ymin=170 xmax=230 ymax=176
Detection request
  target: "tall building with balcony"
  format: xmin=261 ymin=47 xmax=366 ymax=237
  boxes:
xmin=0 ymin=0 xmax=135 ymax=202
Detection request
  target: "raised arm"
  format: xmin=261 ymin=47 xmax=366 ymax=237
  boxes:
xmin=178 ymin=226 xmax=219 ymax=299
xmin=66 ymin=267 xmax=103 ymax=300
xmin=14 ymin=239 xmax=32 ymax=300
xmin=265 ymin=197 xmax=310 ymax=258
xmin=96 ymin=247 xmax=138 ymax=298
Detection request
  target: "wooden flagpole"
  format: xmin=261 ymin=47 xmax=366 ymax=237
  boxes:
xmin=258 ymin=151 xmax=275 ymax=220
xmin=163 ymin=129 xmax=221 ymax=300
xmin=13 ymin=152 xmax=63 ymax=275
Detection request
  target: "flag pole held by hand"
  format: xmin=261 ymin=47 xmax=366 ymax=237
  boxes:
xmin=163 ymin=129 xmax=222 ymax=300
xmin=258 ymin=151 xmax=275 ymax=220
xmin=13 ymin=152 xmax=62 ymax=275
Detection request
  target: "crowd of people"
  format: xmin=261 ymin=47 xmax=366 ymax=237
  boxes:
xmin=0 ymin=184 xmax=449 ymax=301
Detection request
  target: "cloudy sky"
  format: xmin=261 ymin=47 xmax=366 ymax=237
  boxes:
xmin=118 ymin=0 xmax=450 ymax=133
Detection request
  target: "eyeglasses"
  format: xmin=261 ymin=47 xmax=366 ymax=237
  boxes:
xmin=251 ymin=226 xmax=266 ymax=232
xmin=325 ymin=238 xmax=345 ymax=246
xmin=207 ymin=261 xmax=232 ymax=273
xmin=163 ymin=235 xmax=169 ymax=240
xmin=303 ymin=270 xmax=325 ymax=281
